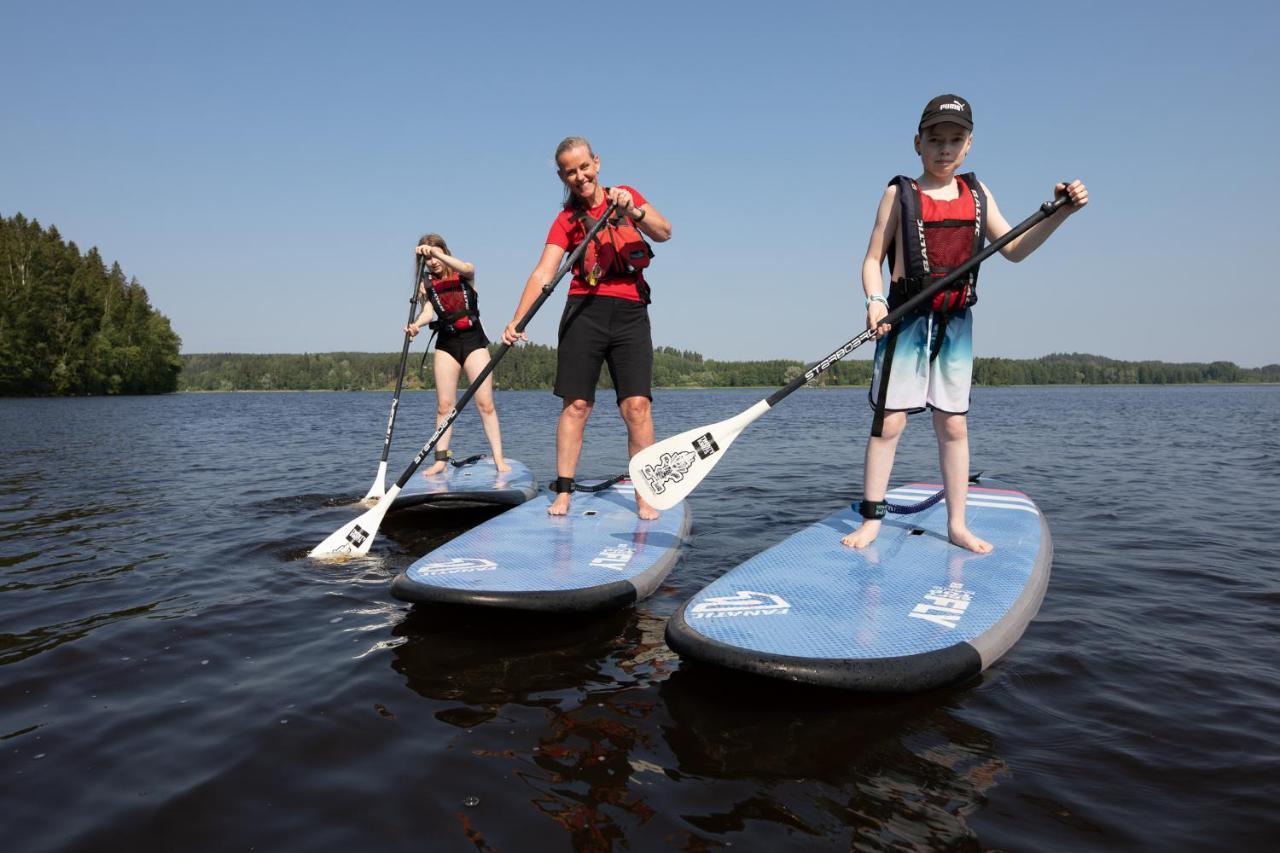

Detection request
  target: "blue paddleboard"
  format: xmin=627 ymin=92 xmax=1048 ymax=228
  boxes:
xmin=389 ymin=457 xmax=537 ymax=511
xmin=391 ymin=479 xmax=691 ymax=612
xmin=666 ymin=479 xmax=1051 ymax=692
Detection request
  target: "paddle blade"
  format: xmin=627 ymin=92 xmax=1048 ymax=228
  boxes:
xmin=310 ymin=486 xmax=400 ymax=559
xmin=361 ymin=461 xmax=388 ymax=504
xmin=629 ymin=400 xmax=770 ymax=510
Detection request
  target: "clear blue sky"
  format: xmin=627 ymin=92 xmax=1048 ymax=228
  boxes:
xmin=4 ymin=1 xmax=1277 ymax=366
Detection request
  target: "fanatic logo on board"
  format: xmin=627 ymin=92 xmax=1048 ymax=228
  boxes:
xmin=590 ymin=544 xmax=635 ymax=572
xmin=907 ymin=582 xmax=973 ymax=629
xmin=638 ymin=450 xmax=696 ymax=495
xmin=689 ymin=590 xmax=790 ymax=618
xmin=416 ymin=557 xmax=498 ymax=576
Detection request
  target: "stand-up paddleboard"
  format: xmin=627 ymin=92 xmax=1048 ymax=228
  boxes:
xmin=391 ymin=478 xmax=691 ymax=612
xmin=666 ymin=479 xmax=1051 ymax=692
xmin=388 ymin=456 xmax=538 ymax=511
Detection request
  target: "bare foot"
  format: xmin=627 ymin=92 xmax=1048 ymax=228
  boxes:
xmin=636 ymin=495 xmax=659 ymax=521
xmin=422 ymin=460 xmax=447 ymax=477
xmin=548 ymin=492 xmax=572 ymax=516
xmin=494 ymin=459 xmax=512 ymax=473
xmin=948 ymin=524 xmax=993 ymax=554
xmin=842 ymin=519 xmax=881 ymax=549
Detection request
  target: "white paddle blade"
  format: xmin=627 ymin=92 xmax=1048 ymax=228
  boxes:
xmin=310 ymin=486 xmax=400 ymax=560
xmin=361 ymin=461 xmax=388 ymax=504
xmin=629 ymin=400 xmax=770 ymax=510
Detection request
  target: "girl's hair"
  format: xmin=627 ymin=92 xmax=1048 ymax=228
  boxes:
xmin=554 ymin=136 xmax=596 ymax=209
xmin=417 ymin=233 xmax=450 ymax=279
xmin=417 ymin=233 xmax=450 ymax=254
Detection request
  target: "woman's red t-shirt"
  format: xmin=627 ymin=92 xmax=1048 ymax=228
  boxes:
xmin=545 ymin=185 xmax=648 ymax=302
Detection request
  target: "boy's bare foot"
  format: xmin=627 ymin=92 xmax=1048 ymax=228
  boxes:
xmin=636 ymin=495 xmax=659 ymax=521
xmin=495 ymin=459 xmax=512 ymax=473
xmin=548 ymin=492 xmax=572 ymax=516
xmin=948 ymin=524 xmax=993 ymax=554
xmin=423 ymin=460 xmax=448 ymax=477
xmin=842 ymin=519 xmax=881 ymax=549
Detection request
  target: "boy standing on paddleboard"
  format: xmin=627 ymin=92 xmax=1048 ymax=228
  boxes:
xmin=844 ymin=95 xmax=1087 ymax=553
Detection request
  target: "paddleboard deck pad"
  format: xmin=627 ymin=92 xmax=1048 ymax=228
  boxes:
xmin=389 ymin=457 xmax=537 ymax=510
xmin=391 ymin=479 xmax=691 ymax=612
xmin=666 ymin=480 xmax=1051 ymax=692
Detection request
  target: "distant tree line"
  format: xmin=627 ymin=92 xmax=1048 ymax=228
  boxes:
xmin=178 ymin=347 xmax=1280 ymax=392
xmin=1 ymin=212 xmax=182 ymax=395
xmin=971 ymin=353 xmax=1279 ymax=386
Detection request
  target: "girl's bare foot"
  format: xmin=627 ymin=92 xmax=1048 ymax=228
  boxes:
xmin=423 ymin=460 xmax=448 ymax=477
xmin=948 ymin=524 xmax=993 ymax=554
xmin=548 ymin=492 xmax=572 ymax=516
xmin=842 ymin=519 xmax=881 ymax=549
xmin=495 ymin=459 xmax=512 ymax=473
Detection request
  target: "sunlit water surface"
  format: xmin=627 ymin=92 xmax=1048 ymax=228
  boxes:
xmin=2 ymin=386 xmax=1276 ymax=851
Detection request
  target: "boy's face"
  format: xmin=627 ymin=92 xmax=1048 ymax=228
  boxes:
xmin=915 ymin=122 xmax=972 ymax=178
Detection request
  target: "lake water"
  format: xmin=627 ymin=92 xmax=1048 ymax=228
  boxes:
xmin=2 ymin=385 xmax=1276 ymax=851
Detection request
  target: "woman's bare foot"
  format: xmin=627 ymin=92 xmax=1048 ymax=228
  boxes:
xmin=636 ymin=495 xmax=659 ymax=521
xmin=548 ymin=492 xmax=572 ymax=516
xmin=423 ymin=459 xmax=448 ymax=477
xmin=494 ymin=458 xmax=512 ymax=473
xmin=842 ymin=519 xmax=881 ymax=548
xmin=948 ymin=524 xmax=993 ymax=554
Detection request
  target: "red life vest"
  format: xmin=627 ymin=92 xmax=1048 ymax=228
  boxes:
xmin=887 ymin=173 xmax=987 ymax=315
xmin=572 ymin=191 xmax=655 ymax=302
xmin=424 ymin=273 xmax=480 ymax=334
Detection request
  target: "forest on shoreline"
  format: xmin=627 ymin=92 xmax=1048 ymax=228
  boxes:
xmin=4 ymin=209 xmax=1274 ymax=397
xmin=178 ymin=348 xmax=1280 ymax=392
xmin=1 ymin=213 xmax=182 ymax=395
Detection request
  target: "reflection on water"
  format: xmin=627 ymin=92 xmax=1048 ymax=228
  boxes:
xmin=0 ymin=387 xmax=1277 ymax=850
xmin=660 ymin=665 xmax=1005 ymax=848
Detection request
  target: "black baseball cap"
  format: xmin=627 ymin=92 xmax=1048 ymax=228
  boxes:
xmin=919 ymin=94 xmax=973 ymax=132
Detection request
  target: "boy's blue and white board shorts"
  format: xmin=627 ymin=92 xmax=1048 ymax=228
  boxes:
xmin=868 ymin=308 xmax=973 ymax=419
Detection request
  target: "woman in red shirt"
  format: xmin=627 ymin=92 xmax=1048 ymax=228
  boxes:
xmin=502 ymin=136 xmax=672 ymax=518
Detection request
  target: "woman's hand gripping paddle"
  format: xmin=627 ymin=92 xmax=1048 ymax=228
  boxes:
xmin=362 ymin=256 xmax=425 ymax=504
xmin=629 ymin=191 xmax=1073 ymax=510
xmin=312 ymin=204 xmax=619 ymax=559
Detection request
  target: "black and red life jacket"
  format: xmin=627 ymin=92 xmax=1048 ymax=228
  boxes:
xmin=572 ymin=191 xmax=655 ymax=302
xmin=886 ymin=173 xmax=987 ymax=315
xmin=423 ymin=273 xmax=481 ymax=334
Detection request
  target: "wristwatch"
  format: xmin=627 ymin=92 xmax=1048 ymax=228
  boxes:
xmin=865 ymin=294 xmax=888 ymax=309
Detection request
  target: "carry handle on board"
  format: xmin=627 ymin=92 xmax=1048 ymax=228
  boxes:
xmin=362 ymin=255 xmax=426 ymax=503
xmin=311 ymin=203 xmax=620 ymax=559
xmin=628 ymin=190 xmax=1075 ymax=511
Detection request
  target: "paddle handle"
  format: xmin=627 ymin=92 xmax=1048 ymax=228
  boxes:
xmin=390 ymin=203 xmax=618 ymax=490
xmin=764 ymin=191 xmax=1072 ymax=407
xmin=373 ymin=256 xmax=426 ymax=464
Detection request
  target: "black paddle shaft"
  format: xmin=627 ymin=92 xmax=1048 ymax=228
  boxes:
xmin=375 ymin=255 xmax=426 ymax=465
xmin=391 ymin=203 xmax=619 ymax=489
xmin=765 ymin=191 xmax=1072 ymax=408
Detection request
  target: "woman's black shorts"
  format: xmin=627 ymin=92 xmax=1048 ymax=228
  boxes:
xmin=555 ymin=295 xmax=652 ymax=404
xmin=434 ymin=325 xmax=489 ymax=365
